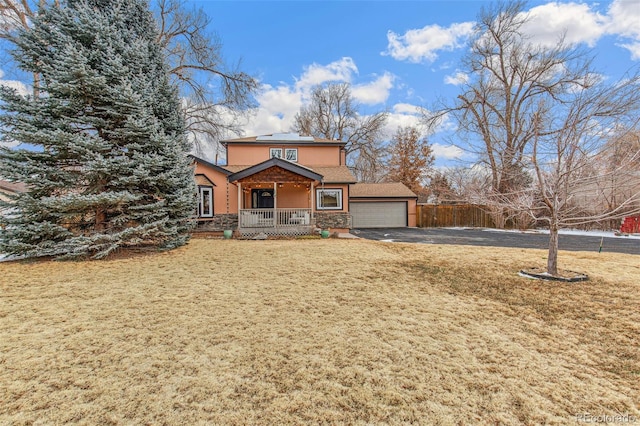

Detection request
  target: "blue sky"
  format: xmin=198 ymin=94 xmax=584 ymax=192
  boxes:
xmin=0 ymin=1 xmax=639 ymax=165
xmin=191 ymin=0 xmax=640 ymax=164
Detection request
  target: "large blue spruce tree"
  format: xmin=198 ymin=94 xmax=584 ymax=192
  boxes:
xmin=0 ymin=0 xmax=196 ymax=259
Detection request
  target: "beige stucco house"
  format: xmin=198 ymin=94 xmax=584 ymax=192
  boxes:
xmin=192 ymin=133 xmax=417 ymax=236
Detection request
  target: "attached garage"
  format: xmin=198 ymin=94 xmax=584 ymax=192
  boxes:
xmin=349 ymin=183 xmax=417 ymax=228
xmin=350 ymin=201 xmax=407 ymax=227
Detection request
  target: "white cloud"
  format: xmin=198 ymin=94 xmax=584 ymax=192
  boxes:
xmin=432 ymin=143 xmax=464 ymax=160
xmin=351 ymin=72 xmax=395 ymax=105
xmin=617 ymin=41 xmax=640 ymax=61
xmin=236 ymin=59 xmax=422 ymax=143
xmin=383 ymin=22 xmax=474 ymax=63
xmin=383 ymin=1 xmax=640 ymax=65
xmin=392 ymin=103 xmax=421 ymax=115
xmin=379 ymin=102 xmax=428 ymax=140
xmin=242 ymin=83 xmax=304 ymax=136
xmin=607 ymin=0 xmax=640 ymax=59
xmin=607 ymin=0 xmax=640 ymax=39
xmin=0 ymin=69 xmax=30 ymax=97
xmin=294 ymin=57 xmax=358 ymax=92
xmin=521 ymin=1 xmax=640 ymax=60
xmin=383 ymin=115 xmax=422 ymax=140
xmin=444 ymin=71 xmax=469 ymax=86
xmin=522 ymin=2 xmax=607 ymax=48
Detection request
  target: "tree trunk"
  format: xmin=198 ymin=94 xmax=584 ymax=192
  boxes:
xmin=95 ymin=207 xmax=106 ymax=231
xmin=547 ymin=226 xmax=559 ymax=276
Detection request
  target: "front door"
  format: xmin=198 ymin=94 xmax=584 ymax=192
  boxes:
xmin=251 ymin=189 xmax=274 ymax=209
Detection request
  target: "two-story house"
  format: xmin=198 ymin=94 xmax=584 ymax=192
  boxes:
xmin=191 ymin=133 xmax=417 ymax=236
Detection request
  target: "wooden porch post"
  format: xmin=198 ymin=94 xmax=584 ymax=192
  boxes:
xmin=273 ymin=182 xmax=277 ymax=227
xmin=237 ymin=182 xmax=242 ymax=229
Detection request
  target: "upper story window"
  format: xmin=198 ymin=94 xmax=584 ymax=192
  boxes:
xmin=270 ymin=148 xmax=283 ymax=159
xmin=285 ymin=148 xmax=298 ymax=162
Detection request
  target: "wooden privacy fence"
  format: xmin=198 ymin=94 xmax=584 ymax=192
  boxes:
xmin=417 ymin=204 xmax=495 ymax=228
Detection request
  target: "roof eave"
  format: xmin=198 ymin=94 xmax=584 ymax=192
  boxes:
xmin=189 ymin=154 xmax=232 ymax=176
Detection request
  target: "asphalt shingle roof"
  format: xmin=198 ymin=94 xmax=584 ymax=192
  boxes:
xmin=349 ymin=183 xmax=417 ymax=198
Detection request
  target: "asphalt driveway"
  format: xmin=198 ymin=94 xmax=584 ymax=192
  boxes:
xmin=352 ymin=227 xmax=640 ymax=255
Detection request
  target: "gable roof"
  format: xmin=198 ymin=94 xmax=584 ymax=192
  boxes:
xmin=188 ymin=155 xmax=232 ymax=176
xmin=222 ymin=133 xmax=346 ymax=146
xmin=228 ymin=157 xmax=323 ymax=182
xmin=223 ymin=164 xmax=357 ymax=184
xmin=350 ymin=183 xmax=417 ymax=198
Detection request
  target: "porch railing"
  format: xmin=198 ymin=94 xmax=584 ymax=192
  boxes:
xmin=239 ymin=208 xmax=312 ymax=228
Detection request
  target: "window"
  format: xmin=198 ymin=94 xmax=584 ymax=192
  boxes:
xmin=198 ymin=186 xmax=213 ymax=217
xmin=270 ymin=148 xmax=283 ymax=159
xmin=285 ymin=148 xmax=298 ymax=162
xmin=316 ymin=189 xmax=342 ymax=210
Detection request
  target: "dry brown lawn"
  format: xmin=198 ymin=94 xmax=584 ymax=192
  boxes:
xmin=1 ymin=238 xmax=639 ymax=425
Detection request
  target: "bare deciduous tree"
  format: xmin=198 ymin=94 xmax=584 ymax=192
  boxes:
xmin=0 ymin=1 xmax=33 ymax=38
xmin=422 ymin=0 xmax=640 ymax=276
xmin=386 ymin=126 xmax=434 ymax=194
xmin=0 ymin=0 xmax=257 ymax=158
xmin=350 ymin=145 xmax=388 ymax=183
xmin=595 ymin=129 xmax=640 ymax=229
xmin=426 ymin=171 xmax=454 ymax=204
xmin=423 ymin=0 xmax=592 ymax=206
xmin=291 ymin=82 xmax=388 ymax=181
xmin=431 ymin=166 xmax=491 ymax=205
xmin=511 ymin=75 xmax=640 ymax=275
xmin=155 ymin=0 xmax=257 ymax=159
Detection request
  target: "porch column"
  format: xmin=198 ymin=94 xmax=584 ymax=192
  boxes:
xmin=237 ymin=182 xmax=242 ymax=229
xmin=273 ymin=182 xmax=277 ymax=227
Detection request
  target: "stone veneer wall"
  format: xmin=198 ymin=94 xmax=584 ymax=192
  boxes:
xmin=314 ymin=212 xmax=351 ymax=230
xmin=195 ymin=214 xmax=238 ymax=232
xmin=195 ymin=212 xmax=350 ymax=232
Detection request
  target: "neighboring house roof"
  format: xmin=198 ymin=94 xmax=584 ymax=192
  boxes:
xmin=228 ymin=157 xmax=323 ymax=182
xmin=0 ymin=179 xmax=27 ymax=194
xmin=223 ymin=164 xmax=357 ymax=184
xmin=350 ymin=183 xmax=417 ymax=198
xmin=221 ymin=133 xmax=346 ymax=146
xmin=189 ymin=155 xmax=232 ymax=176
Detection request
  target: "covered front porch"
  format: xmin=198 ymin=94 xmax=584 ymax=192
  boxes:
xmin=229 ymin=158 xmax=323 ymax=235
xmin=239 ymin=206 xmax=313 ymax=232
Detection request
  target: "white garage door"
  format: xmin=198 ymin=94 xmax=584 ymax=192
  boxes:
xmin=350 ymin=201 xmax=407 ymax=228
